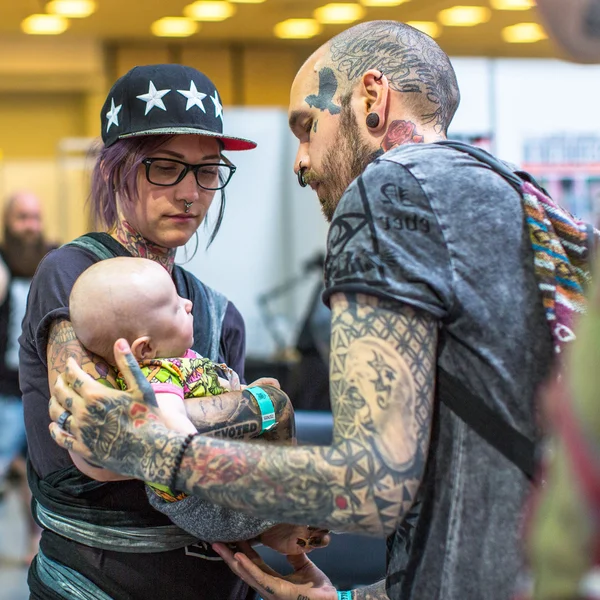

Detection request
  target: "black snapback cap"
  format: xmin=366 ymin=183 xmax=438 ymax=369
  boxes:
xmin=101 ymin=64 xmax=256 ymax=151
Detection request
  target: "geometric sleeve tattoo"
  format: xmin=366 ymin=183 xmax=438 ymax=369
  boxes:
xmin=158 ymin=291 xmax=438 ymax=536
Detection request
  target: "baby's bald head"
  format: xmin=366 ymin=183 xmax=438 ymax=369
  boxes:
xmin=70 ymin=257 xmax=182 ymax=363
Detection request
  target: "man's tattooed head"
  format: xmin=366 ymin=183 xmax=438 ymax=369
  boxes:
xmin=326 ymin=20 xmax=460 ymax=134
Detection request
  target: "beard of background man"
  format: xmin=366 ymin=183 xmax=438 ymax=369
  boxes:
xmin=2 ymin=223 xmax=49 ymax=279
xmin=310 ymin=96 xmax=382 ymax=222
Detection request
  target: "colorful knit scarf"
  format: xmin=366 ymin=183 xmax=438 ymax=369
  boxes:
xmin=520 ymin=181 xmax=600 ymax=598
xmin=521 ymin=179 xmax=599 ymax=358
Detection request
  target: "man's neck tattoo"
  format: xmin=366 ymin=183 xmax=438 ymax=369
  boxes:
xmin=381 ymin=120 xmax=425 ymax=152
xmin=111 ymin=221 xmax=176 ymax=273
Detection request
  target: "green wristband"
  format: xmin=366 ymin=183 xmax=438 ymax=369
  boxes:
xmin=246 ymin=386 xmax=276 ymax=433
xmin=338 ymin=592 xmax=352 ymax=600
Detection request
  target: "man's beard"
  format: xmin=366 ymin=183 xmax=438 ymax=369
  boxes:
xmin=2 ymin=227 xmax=49 ymax=278
xmin=317 ymin=104 xmax=382 ymax=222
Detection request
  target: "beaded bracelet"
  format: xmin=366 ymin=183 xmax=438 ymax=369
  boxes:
xmin=337 ymin=592 xmax=352 ymax=600
xmin=168 ymin=432 xmax=197 ymax=493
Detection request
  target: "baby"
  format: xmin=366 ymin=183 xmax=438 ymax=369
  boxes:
xmin=69 ymin=257 xmax=286 ymax=544
xmin=70 ymin=256 xmax=241 ymax=437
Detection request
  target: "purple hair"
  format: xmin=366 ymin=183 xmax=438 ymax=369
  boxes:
xmin=90 ymin=135 xmax=175 ymax=230
xmin=89 ymin=135 xmax=228 ymax=246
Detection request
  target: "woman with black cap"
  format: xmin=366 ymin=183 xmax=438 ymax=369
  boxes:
xmin=18 ymin=64 xmax=303 ymax=600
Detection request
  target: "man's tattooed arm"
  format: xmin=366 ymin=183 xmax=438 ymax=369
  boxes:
xmin=134 ymin=292 xmax=437 ymax=536
xmin=185 ymin=386 xmax=295 ymax=444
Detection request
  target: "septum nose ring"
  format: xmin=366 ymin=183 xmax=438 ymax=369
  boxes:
xmin=184 ymin=200 xmax=193 ymax=213
xmin=298 ymin=161 xmax=308 ymax=188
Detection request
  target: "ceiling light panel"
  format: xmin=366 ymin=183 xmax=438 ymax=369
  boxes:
xmin=314 ymin=3 xmax=366 ymax=24
xmin=150 ymin=17 xmax=200 ymax=37
xmin=502 ymin=22 xmax=548 ymax=42
xmin=46 ymin=0 xmax=96 ymax=18
xmin=151 ymin=17 xmax=199 ymax=37
xmin=438 ymin=6 xmax=492 ymax=26
xmin=490 ymin=0 xmax=535 ymax=9
xmin=184 ymin=1 xmax=237 ymax=21
xmin=360 ymin=0 xmax=410 ymax=6
xmin=22 ymin=14 xmax=70 ymax=34
xmin=274 ymin=18 xmax=322 ymax=39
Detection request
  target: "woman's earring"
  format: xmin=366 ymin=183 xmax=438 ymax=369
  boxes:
xmin=366 ymin=113 xmax=380 ymax=129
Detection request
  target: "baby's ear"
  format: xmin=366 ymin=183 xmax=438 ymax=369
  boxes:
xmin=130 ymin=336 xmax=156 ymax=361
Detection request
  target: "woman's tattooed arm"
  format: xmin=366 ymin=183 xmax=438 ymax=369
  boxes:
xmin=47 ymin=319 xmax=126 ymax=480
xmin=47 ymin=319 xmax=116 ymax=395
xmin=185 ymin=386 xmax=295 ymax=443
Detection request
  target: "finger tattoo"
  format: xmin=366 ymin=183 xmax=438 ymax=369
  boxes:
xmin=64 ymin=416 xmax=72 ymax=434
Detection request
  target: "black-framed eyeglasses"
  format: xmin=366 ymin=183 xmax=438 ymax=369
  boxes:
xmin=142 ymin=157 xmax=237 ymax=190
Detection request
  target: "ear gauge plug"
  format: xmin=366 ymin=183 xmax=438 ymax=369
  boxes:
xmin=366 ymin=113 xmax=380 ymax=128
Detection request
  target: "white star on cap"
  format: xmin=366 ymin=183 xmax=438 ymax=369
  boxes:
xmin=211 ymin=90 xmax=223 ymax=121
xmin=105 ymin=98 xmax=122 ymax=132
xmin=136 ymin=81 xmax=171 ymax=115
xmin=177 ymin=80 xmax=207 ymax=112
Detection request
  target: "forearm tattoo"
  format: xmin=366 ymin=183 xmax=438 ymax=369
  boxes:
xmin=47 ymin=320 xmax=114 ymax=393
xmin=186 ymin=386 xmax=295 ymax=443
xmin=158 ymin=293 xmax=438 ymax=536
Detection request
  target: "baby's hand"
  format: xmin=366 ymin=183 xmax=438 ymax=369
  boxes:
xmin=155 ymin=391 xmax=197 ymax=434
xmin=258 ymin=524 xmax=330 ymax=556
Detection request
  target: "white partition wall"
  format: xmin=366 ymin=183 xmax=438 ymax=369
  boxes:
xmin=178 ymin=107 xmax=327 ymax=358
xmin=449 ymin=57 xmax=494 ymax=140
xmin=494 ymin=59 xmax=600 ymax=164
